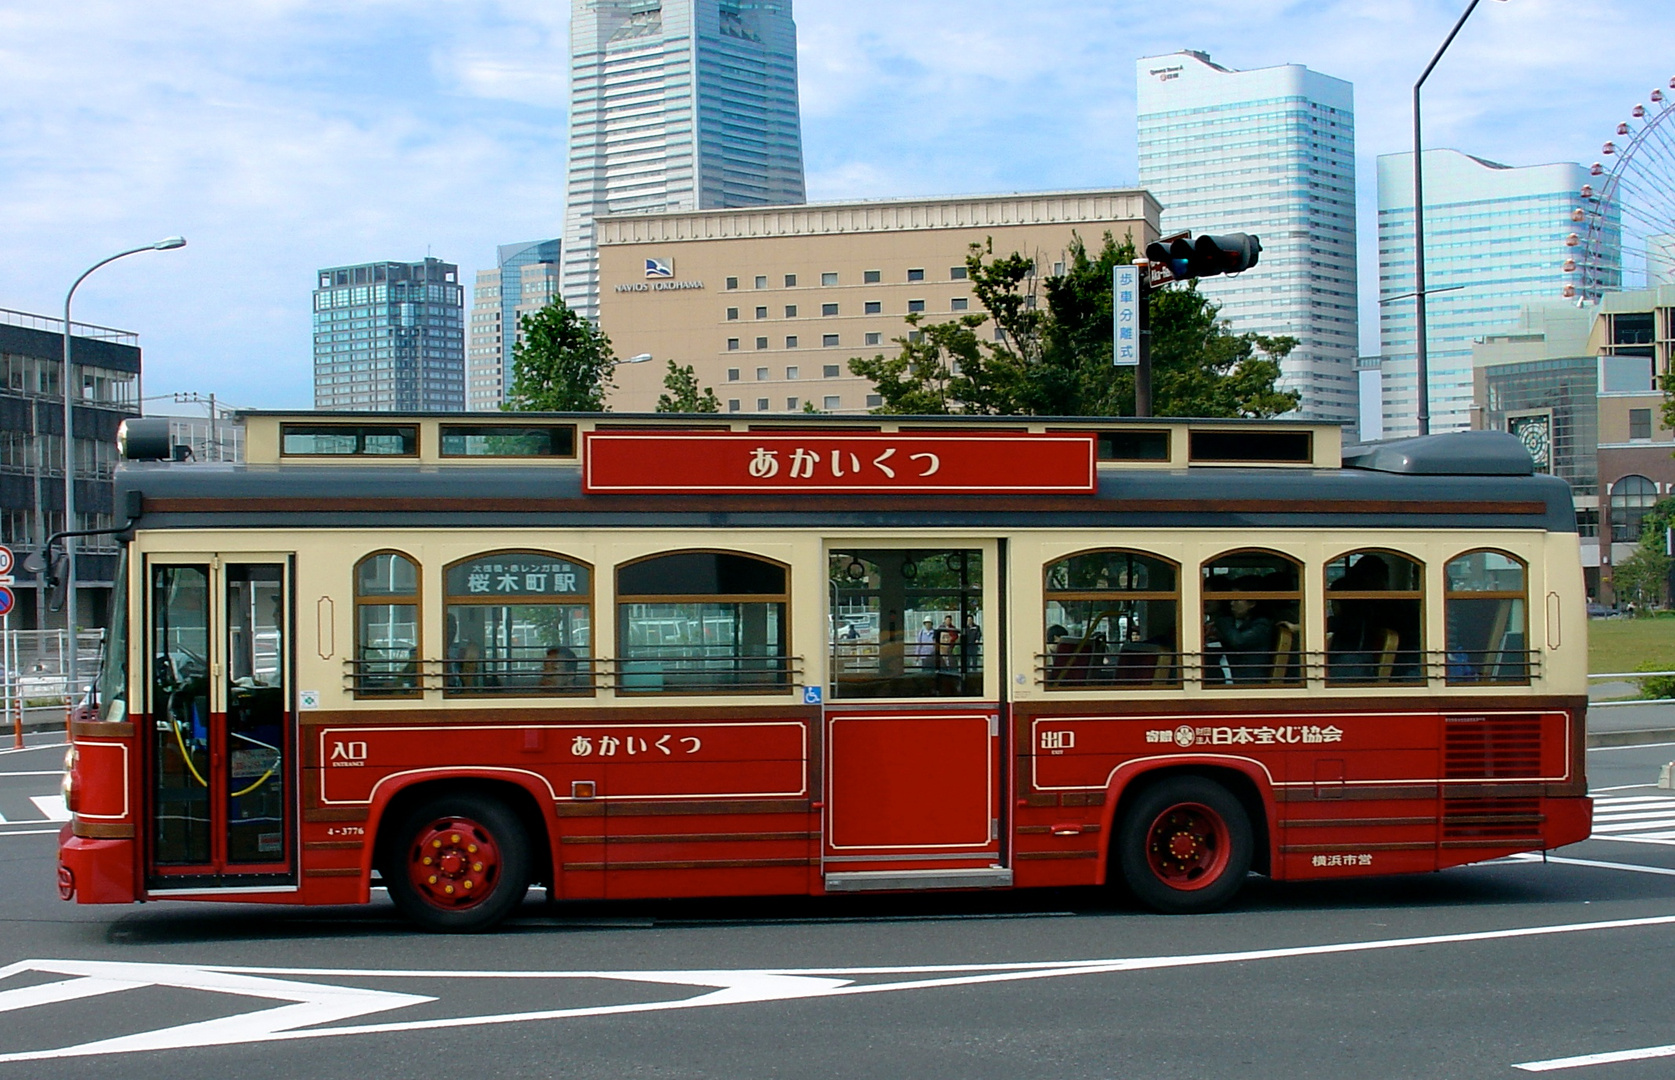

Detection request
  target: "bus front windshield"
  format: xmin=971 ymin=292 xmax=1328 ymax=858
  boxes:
xmin=96 ymin=549 xmax=128 ymax=723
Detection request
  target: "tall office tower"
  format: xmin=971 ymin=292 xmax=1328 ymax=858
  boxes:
xmin=564 ymin=0 xmax=806 ymax=322
xmin=468 ymin=240 xmax=560 ymax=411
xmin=1137 ymin=51 xmax=1358 ymax=424
xmin=313 ymin=258 xmax=466 ymax=411
xmin=1378 ymin=151 xmax=1603 ymax=437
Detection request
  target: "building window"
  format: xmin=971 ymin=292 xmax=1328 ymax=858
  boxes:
xmin=821 ymin=272 xmax=838 ymax=286
xmin=1201 ymin=550 xmax=1303 ymax=687
xmin=863 ymin=270 xmax=881 ymax=284
xmin=994 ymin=327 xmax=1006 ymax=341
xmin=949 ymin=266 xmax=968 ymax=280
xmin=1044 ymin=549 xmax=1179 ymax=689
xmin=1630 ymin=408 xmax=1653 ymax=440
xmin=727 ymin=338 xmax=740 ymax=351
xmin=823 ymin=395 xmax=841 ymax=409
xmin=757 ymin=398 xmax=770 ymax=411
xmin=784 ymin=274 xmax=797 ymax=287
xmin=784 ymin=305 xmax=797 ymax=318
xmin=1445 ymin=550 xmax=1529 ymax=684
xmin=726 ymin=277 xmax=738 ymax=290
xmin=824 ymin=364 xmax=841 ymax=377
xmin=755 ymin=306 xmax=768 ymax=319
xmin=785 ymin=366 xmax=799 ymax=380
xmin=616 ymin=551 xmax=791 ymax=694
xmin=755 ymin=337 xmax=769 ymax=350
xmin=728 ymin=399 xmax=741 ymax=412
xmin=1053 ymin=262 xmax=1066 ymax=276
xmin=443 ymin=551 xmax=593 ymax=696
xmin=756 ymin=367 xmax=769 ymax=380
xmin=726 ymin=307 xmax=738 ymax=320
xmin=727 ymin=368 xmax=740 ymax=381
xmin=906 ymin=268 xmax=925 ymax=282
xmin=907 ymin=299 xmax=925 ymax=313
xmin=354 ymin=552 xmax=420 ymax=696
xmin=787 ymin=397 xmax=799 ymax=410
xmin=755 ymin=275 xmax=768 ymax=289
xmin=785 ymin=336 xmax=798 ymax=349
xmin=950 ymin=298 xmax=969 ymax=311
xmin=1610 ymin=474 xmax=1659 ymax=541
xmin=864 ymin=301 xmax=882 ymax=315
xmin=822 ymin=303 xmax=839 ymax=316
xmin=1324 ymin=550 xmax=1424 ymax=685
xmin=864 ymin=332 xmax=882 ymax=346
xmin=823 ymin=334 xmax=840 ymax=347
xmin=1577 ymin=508 xmax=1600 ymax=538
xmin=866 ymin=394 xmax=882 ymax=408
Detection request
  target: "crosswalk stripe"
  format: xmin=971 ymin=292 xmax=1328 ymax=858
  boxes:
xmin=1592 ymin=810 xmax=1675 ymax=823
xmin=28 ymin=796 xmax=69 ymax=823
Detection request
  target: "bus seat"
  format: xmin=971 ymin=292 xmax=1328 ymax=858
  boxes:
xmin=1270 ymin=621 xmax=1299 ymax=683
xmin=1374 ymin=627 xmax=1401 ymax=682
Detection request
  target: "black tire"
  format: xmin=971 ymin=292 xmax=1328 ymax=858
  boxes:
xmin=383 ymin=792 xmax=530 ymax=933
xmin=1117 ymin=776 xmax=1253 ymax=914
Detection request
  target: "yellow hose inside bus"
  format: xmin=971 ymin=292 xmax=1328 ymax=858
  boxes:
xmin=168 ymin=719 xmax=276 ymax=797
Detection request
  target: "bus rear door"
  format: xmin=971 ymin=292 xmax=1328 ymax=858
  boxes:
xmin=822 ymin=543 xmax=1008 ymax=892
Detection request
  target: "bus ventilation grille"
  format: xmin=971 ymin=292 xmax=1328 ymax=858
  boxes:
xmin=1444 ymin=715 xmax=1543 ymax=779
xmin=1442 ymin=798 xmax=1543 ymax=842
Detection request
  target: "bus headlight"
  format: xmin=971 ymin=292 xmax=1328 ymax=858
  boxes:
xmin=62 ymin=746 xmax=78 ymax=815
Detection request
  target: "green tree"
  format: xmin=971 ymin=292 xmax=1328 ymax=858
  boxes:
xmin=850 ymin=233 xmax=1298 ymax=417
xmin=655 ymin=359 xmax=721 ymax=413
xmin=1617 ymin=496 xmax=1675 ymax=612
xmin=503 ymin=299 xmax=617 ymax=412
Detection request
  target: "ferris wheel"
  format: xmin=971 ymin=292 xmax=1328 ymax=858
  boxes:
xmin=1568 ymin=76 xmax=1675 ymax=303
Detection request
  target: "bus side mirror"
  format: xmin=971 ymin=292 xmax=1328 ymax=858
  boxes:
xmin=45 ymin=553 xmax=69 ymax=613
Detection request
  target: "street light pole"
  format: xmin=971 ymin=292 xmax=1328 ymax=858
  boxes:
xmin=1412 ymin=0 xmax=1494 ymax=436
xmin=61 ymin=236 xmax=185 ymax=705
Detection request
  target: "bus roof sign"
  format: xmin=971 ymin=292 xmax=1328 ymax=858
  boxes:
xmin=583 ymin=432 xmax=1098 ymax=495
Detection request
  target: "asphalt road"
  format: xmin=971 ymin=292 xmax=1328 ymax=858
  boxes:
xmin=4 ymin=736 xmax=1675 ymax=1079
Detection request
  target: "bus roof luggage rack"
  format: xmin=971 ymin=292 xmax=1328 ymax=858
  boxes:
xmin=1341 ymin=431 xmax=1534 ymax=477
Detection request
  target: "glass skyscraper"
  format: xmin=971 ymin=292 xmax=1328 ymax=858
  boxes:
xmin=312 ymin=258 xmax=466 ymax=411
xmin=1377 ymin=150 xmax=1610 ymax=437
xmin=468 ymin=240 xmax=560 ymax=411
xmin=1136 ymin=51 xmax=1358 ymax=424
xmin=563 ymin=0 xmax=806 ymax=322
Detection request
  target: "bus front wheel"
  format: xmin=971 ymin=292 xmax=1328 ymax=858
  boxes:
xmin=385 ymin=793 xmax=530 ymax=933
xmin=1117 ymin=776 xmax=1252 ymax=914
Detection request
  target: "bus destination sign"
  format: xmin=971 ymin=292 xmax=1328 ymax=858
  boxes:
xmin=582 ymin=432 xmax=1098 ymax=494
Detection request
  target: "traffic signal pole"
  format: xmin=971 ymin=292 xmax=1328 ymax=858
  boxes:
xmin=1134 ymin=259 xmax=1152 ymax=418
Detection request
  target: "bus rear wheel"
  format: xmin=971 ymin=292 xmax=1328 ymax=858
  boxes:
xmin=385 ymin=793 xmax=530 ymax=933
xmin=1118 ymin=776 xmax=1252 ymax=914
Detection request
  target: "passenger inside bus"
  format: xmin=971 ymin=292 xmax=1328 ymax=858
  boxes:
xmin=1325 ymin=552 xmax=1423 ymax=683
xmin=1206 ymin=576 xmax=1276 ymax=683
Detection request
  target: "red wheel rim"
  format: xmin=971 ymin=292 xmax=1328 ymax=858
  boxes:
xmin=407 ymin=815 xmax=502 ymax=910
xmin=1143 ymin=801 xmax=1231 ymax=891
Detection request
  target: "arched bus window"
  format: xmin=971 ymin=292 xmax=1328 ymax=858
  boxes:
xmin=1043 ymin=549 xmax=1179 ymax=688
xmin=1445 ymin=550 xmax=1529 ymax=684
xmin=1610 ymin=475 xmax=1659 ymax=542
xmin=354 ymin=552 xmax=419 ymax=696
xmin=617 ymin=551 xmax=790 ymax=694
xmin=1201 ymin=550 xmax=1302 ymax=687
xmin=443 ymin=552 xmax=592 ymax=695
xmin=1325 ymin=550 xmax=1424 ymax=685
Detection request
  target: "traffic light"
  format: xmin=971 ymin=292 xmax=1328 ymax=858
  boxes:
xmin=1144 ymin=232 xmax=1262 ymax=280
xmin=1192 ymin=233 xmax=1261 ymax=276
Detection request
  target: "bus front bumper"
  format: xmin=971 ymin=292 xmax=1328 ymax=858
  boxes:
xmin=58 ymin=824 xmax=137 ymax=904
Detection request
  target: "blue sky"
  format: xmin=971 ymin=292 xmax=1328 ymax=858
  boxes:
xmin=0 ymin=0 xmax=1667 ymax=410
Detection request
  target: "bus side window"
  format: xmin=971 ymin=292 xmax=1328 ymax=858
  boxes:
xmin=1200 ymin=550 xmax=1302 ymax=687
xmin=1042 ymin=549 xmax=1179 ymax=689
xmin=1324 ymin=550 xmax=1424 ymax=685
xmin=443 ymin=552 xmax=594 ymax=696
xmin=1444 ymin=550 xmax=1529 ymax=684
xmin=355 ymin=551 xmax=420 ymax=696
xmin=617 ymin=550 xmax=791 ymax=694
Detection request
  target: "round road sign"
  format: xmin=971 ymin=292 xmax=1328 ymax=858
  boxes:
xmin=0 ymin=586 xmax=13 ymax=618
xmin=0 ymin=544 xmax=12 ymax=576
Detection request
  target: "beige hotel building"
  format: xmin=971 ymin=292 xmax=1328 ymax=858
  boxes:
xmin=597 ymin=189 xmax=1161 ymax=414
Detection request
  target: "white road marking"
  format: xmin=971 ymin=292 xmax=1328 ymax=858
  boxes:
xmin=1515 ymin=1042 xmax=1675 ymax=1071
xmin=0 ymin=771 xmax=68 ymax=777
xmin=1503 ymin=852 xmax=1675 ymax=878
xmin=29 ymin=796 xmax=69 ymax=822
xmin=0 ymin=829 xmax=60 ymax=837
xmin=6 ymin=913 xmax=1675 ymax=1061
xmin=0 ymin=743 xmax=65 ymax=757
xmin=1589 ymin=795 xmax=1675 ymax=842
xmin=1590 ymin=783 xmax=1661 ymax=792
xmin=1588 ymin=741 xmax=1675 ymax=750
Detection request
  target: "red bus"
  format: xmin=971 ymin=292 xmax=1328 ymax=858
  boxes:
xmin=56 ymin=413 xmax=1589 ymax=930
